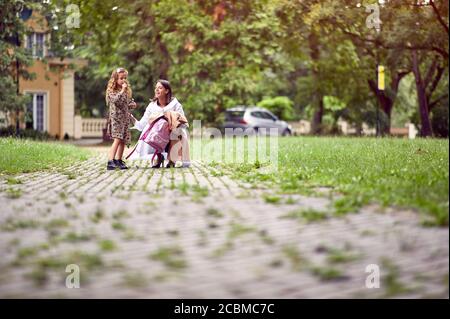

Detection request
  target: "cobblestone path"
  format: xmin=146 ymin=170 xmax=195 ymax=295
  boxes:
xmin=0 ymin=152 xmax=448 ymax=298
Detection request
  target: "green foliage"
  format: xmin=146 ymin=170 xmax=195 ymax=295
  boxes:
xmin=59 ymin=0 xmax=287 ymax=123
xmin=0 ymin=0 xmax=35 ymax=121
xmin=0 ymin=126 xmax=56 ymax=140
xmin=0 ymin=1 xmax=75 ymax=126
xmin=7 ymin=0 xmax=446 ymax=133
xmin=257 ymin=96 xmax=295 ymax=120
xmin=431 ymin=103 xmax=449 ymax=138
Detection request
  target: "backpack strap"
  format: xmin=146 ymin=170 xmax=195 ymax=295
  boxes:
xmin=125 ymin=143 xmax=138 ymax=160
xmin=151 ymin=151 xmax=159 ymax=164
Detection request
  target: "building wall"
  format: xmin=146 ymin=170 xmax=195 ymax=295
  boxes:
xmin=16 ymin=10 xmax=84 ymax=139
xmin=61 ymin=70 xmax=75 ymax=138
xmin=19 ymin=60 xmax=61 ymax=137
xmin=26 ymin=11 xmax=48 ymax=33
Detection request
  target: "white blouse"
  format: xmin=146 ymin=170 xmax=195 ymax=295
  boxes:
xmin=132 ymin=97 xmax=185 ymax=131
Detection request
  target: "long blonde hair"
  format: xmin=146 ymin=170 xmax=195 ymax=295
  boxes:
xmin=105 ymin=67 xmax=132 ymax=103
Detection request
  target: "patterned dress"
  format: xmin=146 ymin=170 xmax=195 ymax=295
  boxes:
xmin=106 ymin=90 xmax=133 ymax=145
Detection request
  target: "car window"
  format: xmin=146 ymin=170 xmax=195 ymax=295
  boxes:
xmin=261 ymin=112 xmax=276 ymax=120
xmin=250 ymin=111 xmax=263 ymax=119
xmin=225 ymin=111 xmax=245 ymax=121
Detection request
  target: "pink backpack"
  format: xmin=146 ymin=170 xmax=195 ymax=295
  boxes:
xmin=126 ymin=115 xmax=170 ymax=161
xmin=140 ymin=116 xmax=170 ymax=152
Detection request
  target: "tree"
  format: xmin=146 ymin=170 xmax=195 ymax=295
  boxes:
xmin=338 ymin=0 xmax=448 ymax=136
xmin=63 ymin=0 xmax=284 ymax=124
xmin=257 ymin=96 xmax=295 ymax=120
xmin=275 ymin=0 xmax=380 ymax=133
xmin=0 ymin=0 xmax=76 ymax=131
xmin=49 ymin=0 xmax=448 ymax=134
xmin=404 ymin=1 xmax=448 ymax=136
xmin=0 ymin=0 xmax=35 ymax=131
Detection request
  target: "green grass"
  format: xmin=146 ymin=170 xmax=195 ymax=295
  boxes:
xmin=91 ymin=208 xmax=105 ymax=223
xmin=5 ymin=188 xmax=22 ymax=199
xmin=326 ymin=247 xmax=361 ymax=264
xmin=192 ymin=185 xmax=209 ymax=197
xmin=311 ymin=266 xmax=348 ymax=281
xmin=111 ymin=221 xmax=126 ymax=231
xmin=227 ymin=223 xmax=256 ymax=239
xmin=63 ymin=232 xmax=92 ymax=243
xmin=282 ymin=245 xmax=304 ymax=271
xmin=99 ymin=239 xmax=117 ymax=252
xmin=45 ymin=219 xmax=69 ymax=230
xmin=112 ymin=209 xmax=129 ymax=220
xmin=280 ymin=208 xmax=329 ymax=223
xmin=263 ymin=194 xmax=282 ymax=204
xmin=6 ymin=177 xmax=22 ymax=185
xmin=149 ymin=246 xmax=187 ymax=270
xmin=202 ymin=137 xmax=449 ymax=226
xmin=121 ymin=272 xmax=148 ymax=288
xmin=206 ymin=207 xmax=224 ymax=218
xmin=1 ymin=218 xmax=40 ymax=231
xmin=23 ymin=251 xmax=103 ymax=287
xmin=381 ymin=258 xmax=413 ymax=297
xmin=0 ymin=137 xmax=90 ymax=174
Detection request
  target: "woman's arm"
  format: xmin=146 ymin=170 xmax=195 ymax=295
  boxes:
xmin=132 ymin=103 xmax=153 ymax=131
xmin=174 ymin=101 xmax=185 ymax=117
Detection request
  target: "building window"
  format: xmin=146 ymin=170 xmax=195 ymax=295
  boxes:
xmin=25 ymin=93 xmax=47 ymax=131
xmin=25 ymin=33 xmax=47 ymax=58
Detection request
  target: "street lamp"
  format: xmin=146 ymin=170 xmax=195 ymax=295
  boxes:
xmin=376 ymin=64 xmax=385 ymax=136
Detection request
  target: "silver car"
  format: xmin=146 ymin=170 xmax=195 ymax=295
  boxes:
xmin=222 ymin=106 xmax=292 ymax=136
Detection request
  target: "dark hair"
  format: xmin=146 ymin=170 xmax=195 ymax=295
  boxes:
xmin=152 ymin=79 xmax=173 ymax=104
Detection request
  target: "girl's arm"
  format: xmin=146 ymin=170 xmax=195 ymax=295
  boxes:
xmin=107 ymin=90 xmax=127 ymax=106
xmin=128 ymin=99 xmax=137 ymax=109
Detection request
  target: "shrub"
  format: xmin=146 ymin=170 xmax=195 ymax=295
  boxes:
xmin=431 ymin=104 xmax=449 ymax=138
xmin=257 ymin=96 xmax=295 ymax=121
xmin=0 ymin=126 xmax=56 ymax=141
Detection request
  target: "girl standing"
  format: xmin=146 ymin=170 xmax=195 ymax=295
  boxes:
xmin=105 ymin=67 xmax=136 ymax=170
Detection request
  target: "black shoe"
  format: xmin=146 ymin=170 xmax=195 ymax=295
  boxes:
xmin=107 ymin=160 xmax=117 ymax=170
xmin=165 ymin=160 xmax=175 ymax=168
xmin=114 ymin=159 xmax=128 ymax=170
xmin=152 ymin=154 xmax=164 ymax=168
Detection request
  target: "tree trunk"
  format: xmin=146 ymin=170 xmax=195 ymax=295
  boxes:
xmin=379 ymin=93 xmax=392 ymax=136
xmin=15 ymin=58 xmax=20 ymax=135
xmin=411 ymin=50 xmax=433 ymax=137
xmin=308 ymin=31 xmax=324 ymax=134
xmin=368 ymin=69 xmax=408 ymax=136
xmin=156 ymin=35 xmax=170 ymax=79
xmin=311 ymin=98 xmax=324 ymax=134
xmin=368 ymin=80 xmax=392 ymax=135
xmin=425 ymin=56 xmax=445 ymax=113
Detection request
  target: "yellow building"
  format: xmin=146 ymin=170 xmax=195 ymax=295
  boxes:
xmin=17 ymin=11 xmax=86 ymax=139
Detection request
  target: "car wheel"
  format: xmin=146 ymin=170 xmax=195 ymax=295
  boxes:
xmin=282 ymin=129 xmax=292 ymax=136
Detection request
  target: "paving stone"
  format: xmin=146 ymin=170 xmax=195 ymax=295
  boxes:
xmin=0 ymin=153 xmax=448 ymax=298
